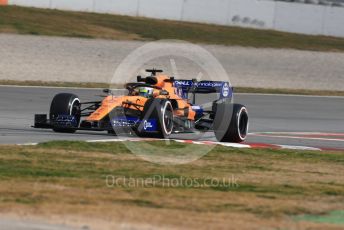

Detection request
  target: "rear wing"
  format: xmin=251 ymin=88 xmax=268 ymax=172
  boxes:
xmin=173 ymin=80 xmax=233 ymax=100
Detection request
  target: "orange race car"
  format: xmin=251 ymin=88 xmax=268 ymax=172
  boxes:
xmin=34 ymin=69 xmax=249 ymax=143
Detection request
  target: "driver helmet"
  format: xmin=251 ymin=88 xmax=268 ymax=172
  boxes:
xmin=138 ymin=87 xmax=154 ymax=98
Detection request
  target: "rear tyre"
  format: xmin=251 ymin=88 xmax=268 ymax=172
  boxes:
xmin=213 ymin=103 xmax=249 ymax=143
xmin=136 ymin=99 xmax=174 ymax=139
xmin=50 ymin=93 xmax=81 ymax=133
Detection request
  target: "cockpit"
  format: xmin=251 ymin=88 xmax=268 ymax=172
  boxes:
xmin=129 ymin=86 xmax=155 ymax=98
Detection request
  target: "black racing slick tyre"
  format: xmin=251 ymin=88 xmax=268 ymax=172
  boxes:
xmin=136 ymin=99 xmax=174 ymax=139
xmin=49 ymin=93 xmax=81 ymax=133
xmin=213 ymin=103 xmax=249 ymax=143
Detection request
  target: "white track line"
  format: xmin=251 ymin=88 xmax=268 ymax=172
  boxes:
xmin=18 ymin=142 xmax=38 ymax=146
xmin=83 ymin=139 xmax=336 ymax=151
xmin=251 ymin=133 xmax=344 ymax=142
xmin=15 ymin=139 xmax=343 ymax=151
xmin=216 ymin=142 xmax=251 ymax=148
xmin=87 ymin=139 xmax=126 ymax=143
xmin=251 ymin=132 xmax=344 ymax=136
xmin=278 ymin=145 xmax=321 ymax=151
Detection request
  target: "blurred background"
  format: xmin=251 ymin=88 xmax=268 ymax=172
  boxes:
xmin=2 ymin=0 xmax=344 ymax=37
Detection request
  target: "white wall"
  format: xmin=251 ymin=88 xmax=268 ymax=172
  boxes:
xmin=9 ymin=0 xmax=50 ymax=8
xmin=228 ymin=0 xmax=275 ymax=28
xmin=50 ymin=0 xmax=94 ymax=12
xmin=138 ymin=0 xmax=183 ymax=20
xmin=323 ymin=6 xmax=344 ymax=37
xmin=182 ymin=0 xmax=230 ymax=25
xmin=274 ymin=2 xmax=324 ymax=35
xmin=94 ymin=0 xmax=139 ymax=16
xmin=7 ymin=0 xmax=344 ymax=38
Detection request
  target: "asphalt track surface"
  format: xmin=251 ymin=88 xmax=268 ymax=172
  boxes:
xmin=0 ymin=86 xmax=343 ymax=150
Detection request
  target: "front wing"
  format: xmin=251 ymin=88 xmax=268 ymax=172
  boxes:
xmin=33 ymin=114 xmax=160 ymax=133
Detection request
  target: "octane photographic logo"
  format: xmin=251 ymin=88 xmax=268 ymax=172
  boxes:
xmin=109 ymin=40 xmax=233 ymax=165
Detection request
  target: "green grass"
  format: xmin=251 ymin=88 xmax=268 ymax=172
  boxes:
xmin=296 ymin=210 xmax=344 ymax=225
xmin=1 ymin=141 xmax=344 ymax=228
xmin=2 ymin=6 xmax=344 ymax=52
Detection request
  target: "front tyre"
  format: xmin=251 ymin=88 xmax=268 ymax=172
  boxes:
xmin=136 ymin=99 xmax=174 ymax=139
xmin=214 ymin=103 xmax=249 ymax=143
xmin=50 ymin=93 xmax=81 ymax=133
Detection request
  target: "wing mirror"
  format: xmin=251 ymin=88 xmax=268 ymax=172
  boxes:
xmin=160 ymin=90 xmax=169 ymax=96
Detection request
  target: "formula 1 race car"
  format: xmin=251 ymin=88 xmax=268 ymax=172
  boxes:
xmin=34 ymin=69 xmax=249 ymax=143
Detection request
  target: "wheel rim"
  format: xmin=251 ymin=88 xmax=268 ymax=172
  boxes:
xmin=71 ymin=102 xmax=80 ymax=116
xmin=70 ymin=98 xmax=81 ymax=125
xmin=162 ymin=102 xmax=173 ymax=135
xmin=70 ymin=98 xmax=80 ymax=115
xmin=238 ymin=108 xmax=248 ymax=140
